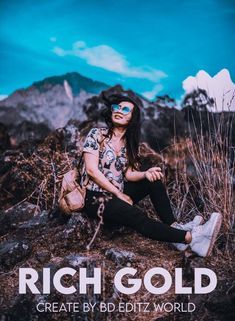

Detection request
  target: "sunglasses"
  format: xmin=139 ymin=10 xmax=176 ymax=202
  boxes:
xmin=111 ymin=104 xmax=132 ymax=115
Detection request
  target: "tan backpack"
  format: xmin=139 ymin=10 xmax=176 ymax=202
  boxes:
xmin=58 ymin=129 xmax=106 ymax=215
xmin=58 ymin=167 xmax=86 ymax=215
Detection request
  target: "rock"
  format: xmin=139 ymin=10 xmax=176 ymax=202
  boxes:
xmin=5 ymin=294 xmax=36 ymax=321
xmin=105 ymin=248 xmax=135 ymax=266
xmin=0 ymin=202 xmax=40 ymax=236
xmin=49 ymin=256 xmax=64 ymax=265
xmin=66 ymin=213 xmax=89 ymax=230
xmin=18 ymin=210 xmax=48 ymax=230
xmin=0 ymin=122 xmax=11 ymax=152
xmin=37 ymin=262 xmax=62 ymax=293
xmin=63 ymin=254 xmax=91 ymax=268
xmin=35 ymin=250 xmax=51 ymax=264
xmin=63 ymin=213 xmax=97 ymax=243
xmin=60 ymin=122 xmax=82 ymax=156
xmin=0 ymin=72 xmax=107 ymax=130
xmin=0 ymin=240 xmax=31 ymax=269
xmin=43 ymin=213 xmax=97 ymax=252
xmin=8 ymin=121 xmax=51 ymax=147
xmin=205 ymin=295 xmax=235 ymax=320
xmin=182 ymin=254 xmax=206 ymax=281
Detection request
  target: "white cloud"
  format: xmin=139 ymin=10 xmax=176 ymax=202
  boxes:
xmin=182 ymin=69 xmax=235 ymax=112
xmin=142 ymin=84 xmax=164 ymax=100
xmin=52 ymin=41 xmax=167 ymax=82
xmin=53 ymin=47 xmax=65 ymax=56
xmin=0 ymin=94 xmax=8 ymax=101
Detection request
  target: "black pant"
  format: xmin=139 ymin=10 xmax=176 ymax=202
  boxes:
xmin=83 ymin=179 xmax=186 ymax=243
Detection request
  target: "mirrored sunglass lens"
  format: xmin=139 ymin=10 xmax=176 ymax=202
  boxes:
xmin=122 ymin=106 xmax=131 ymax=114
xmin=111 ymin=104 xmax=120 ymax=112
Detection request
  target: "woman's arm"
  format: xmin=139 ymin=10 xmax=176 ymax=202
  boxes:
xmin=125 ymin=166 xmax=163 ymax=182
xmin=84 ymin=152 xmax=133 ymax=205
xmin=124 ymin=167 xmax=146 ymax=181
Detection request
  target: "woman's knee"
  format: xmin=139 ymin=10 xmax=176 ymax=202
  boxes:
xmin=144 ymin=178 xmax=166 ymax=190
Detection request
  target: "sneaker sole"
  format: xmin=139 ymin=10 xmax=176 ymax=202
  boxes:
xmin=205 ymin=213 xmax=222 ymax=256
xmin=172 ymin=243 xmax=189 ymax=251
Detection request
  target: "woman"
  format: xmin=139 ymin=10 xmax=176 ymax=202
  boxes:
xmin=80 ymin=93 xmax=222 ymax=257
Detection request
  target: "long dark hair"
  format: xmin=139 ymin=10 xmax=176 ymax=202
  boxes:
xmin=101 ymin=92 xmax=143 ymax=170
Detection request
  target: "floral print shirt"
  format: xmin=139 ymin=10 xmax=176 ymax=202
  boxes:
xmin=80 ymin=127 xmax=128 ymax=192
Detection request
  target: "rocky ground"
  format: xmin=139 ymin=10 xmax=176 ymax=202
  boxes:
xmin=0 ymin=200 xmax=234 ymax=321
xmin=0 ymin=118 xmax=234 ymax=321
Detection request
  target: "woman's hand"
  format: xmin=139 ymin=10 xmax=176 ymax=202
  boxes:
xmin=145 ymin=167 xmax=163 ymax=182
xmin=115 ymin=191 xmax=133 ymax=205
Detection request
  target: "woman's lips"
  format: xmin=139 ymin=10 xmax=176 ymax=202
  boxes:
xmin=114 ymin=114 xmax=123 ymax=119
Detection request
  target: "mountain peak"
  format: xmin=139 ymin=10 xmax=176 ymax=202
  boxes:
xmin=32 ymin=72 xmax=109 ymax=95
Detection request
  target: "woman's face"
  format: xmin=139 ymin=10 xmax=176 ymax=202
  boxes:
xmin=111 ymin=101 xmax=135 ymax=127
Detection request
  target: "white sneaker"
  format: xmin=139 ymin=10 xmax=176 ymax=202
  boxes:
xmin=171 ymin=215 xmax=204 ymax=251
xmin=190 ymin=212 xmax=222 ymax=257
xmin=172 ymin=215 xmax=204 ymax=231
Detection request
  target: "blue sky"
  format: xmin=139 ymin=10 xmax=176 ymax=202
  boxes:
xmin=0 ymin=0 xmax=234 ymax=100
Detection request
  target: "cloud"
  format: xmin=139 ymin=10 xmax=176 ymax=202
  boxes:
xmin=142 ymin=84 xmax=164 ymax=100
xmin=52 ymin=41 xmax=167 ymax=82
xmin=182 ymin=69 xmax=235 ymax=112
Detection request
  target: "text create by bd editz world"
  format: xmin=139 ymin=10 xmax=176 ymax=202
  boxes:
xmin=35 ymin=301 xmax=196 ymax=313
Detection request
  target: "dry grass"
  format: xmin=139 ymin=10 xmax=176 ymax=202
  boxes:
xmin=164 ymin=109 xmax=234 ymax=254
